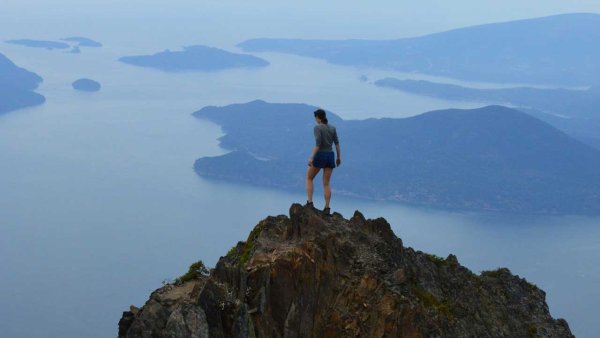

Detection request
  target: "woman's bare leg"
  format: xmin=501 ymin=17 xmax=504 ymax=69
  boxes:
xmin=323 ymin=168 xmax=333 ymax=208
xmin=306 ymin=166 xmax=321 ymax=203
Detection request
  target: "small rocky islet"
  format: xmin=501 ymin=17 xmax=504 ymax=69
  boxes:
xmin=72 ymin=78 xmax=101 ymax=92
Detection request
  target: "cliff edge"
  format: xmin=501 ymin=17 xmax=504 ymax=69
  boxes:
xmin=118 ymin=204 xmax=573 ymax=338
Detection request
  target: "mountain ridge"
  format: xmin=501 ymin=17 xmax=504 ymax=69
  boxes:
xmin=238 ymin=13 xmax=600 ymax=85
xmin=374 ymin=78 xmax=600 ymax=149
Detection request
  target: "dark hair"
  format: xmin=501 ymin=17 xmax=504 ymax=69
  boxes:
xmin=313 ymin=109 xmax=328 ymax=124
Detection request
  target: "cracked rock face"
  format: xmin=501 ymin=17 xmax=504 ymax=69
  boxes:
xmin=119 ymin=204 xmax=573 ymax=338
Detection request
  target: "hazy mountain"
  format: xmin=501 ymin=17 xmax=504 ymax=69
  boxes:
xmin=0 ymin=53 xmax=45 ymax=114
xmin=119 ymin=45 xmax=269 ymax=72
xmin=193 ymin=100 xmax=600 ymax=214
xmin=239 ymin=13 xmax=600 ymax=86
xmin=118 ymin=204 xmax=573 ymax=338
xmin=375 ymin=79 xmax=600 ymax=119
xmin=375 ymin=78 xmax=600 ymax=148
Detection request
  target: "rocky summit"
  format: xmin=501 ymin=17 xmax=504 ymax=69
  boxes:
xmin=118 ymin=204 xmax=573 ymax=338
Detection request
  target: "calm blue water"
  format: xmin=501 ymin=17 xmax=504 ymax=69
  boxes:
xmin=1 ymin=3 xmax=599 ymax=337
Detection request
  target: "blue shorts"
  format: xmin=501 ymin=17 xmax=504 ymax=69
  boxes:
xmin=313 ymin=151 xmax=336 ymax=168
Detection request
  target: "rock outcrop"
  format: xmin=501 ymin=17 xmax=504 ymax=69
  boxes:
xmin=118 ymin=204 xmax=573 ymax=337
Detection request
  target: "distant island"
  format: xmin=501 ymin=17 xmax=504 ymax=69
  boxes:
xmin=193 ymin=100 xmax=600 ymax=215
xmin=72 ymin=78 xmax=101 ymax=92
xmin=374 ymin=78 xmax=600 ymax=149
xmin=5 ymin=37 xmax=102 ymax=53
xmin=68 ymin=46 xmax=81 ymax=54
xmin=118 ymin=45 xmax=269 ymax=72
xmin=0 ymin=53 xmax=45 ymax=114
xmin=5 ymin=39 xmax=70 ymax=50
xmin=239 ymin=13 xmax=600 ymax=86
xmin=61 ymin=37 xmax=102 ymax=47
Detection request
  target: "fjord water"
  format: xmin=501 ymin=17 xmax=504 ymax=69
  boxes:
xmin=1 ymin=2 xmax=600 ymax=337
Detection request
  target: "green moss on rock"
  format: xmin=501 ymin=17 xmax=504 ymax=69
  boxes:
xmin=411 ymin=285 xmax=452 ymax=318
xmin=175 ymin=260 xmax=209 ymax=285
xmin=240 ymin=222 xmax=265 ymax=265
xmin=425 ymin=253 xmax=446 ymax=268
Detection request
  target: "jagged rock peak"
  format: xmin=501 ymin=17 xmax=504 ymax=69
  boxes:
xmin=119 ymin=203 xmax=573 ymax=338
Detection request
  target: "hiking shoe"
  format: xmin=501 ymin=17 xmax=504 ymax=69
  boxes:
xmin=323 ymin=207 xmax=331 ymax=216
xmin=305 ymin=201 xmax=314 ymax=209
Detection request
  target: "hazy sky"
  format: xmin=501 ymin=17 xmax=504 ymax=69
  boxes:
xmin=1 ymin=0 xmax=600 ymax=46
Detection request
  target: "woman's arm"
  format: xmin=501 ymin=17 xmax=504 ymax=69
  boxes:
xmin=310 ymin=125 xmax=322 ymax=166
xmin=308 ymin=146 xmax=319 ymax=166
xmin=333 ymin=128 xmax=341 ymax=166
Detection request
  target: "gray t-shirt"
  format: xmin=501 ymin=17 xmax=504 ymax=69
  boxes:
xmin=314 ymin=123 xmax=339 ymax=152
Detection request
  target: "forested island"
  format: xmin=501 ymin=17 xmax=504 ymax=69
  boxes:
xmin=119 ymin=45 xmax=269 ymax=72
xmin=61 ymin=37 xmax=102 ymax=47
xmin=0 ymin=53 xmax=45 ymax=114
xmin=5 ymin=37 xmax=102 ymax=52
xmin=375 ymin=78 xmax=600 ymax=149
xmin=193 ymin=100 xmax=600 ymax=214
xmin=72 ymin=78 xmax=101 ymax=92
xmin=5 ymin=39 xmax=70 ymax=49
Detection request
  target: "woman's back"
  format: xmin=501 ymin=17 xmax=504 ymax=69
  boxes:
xmin=314 ymin=123 xmax=339 ymax=152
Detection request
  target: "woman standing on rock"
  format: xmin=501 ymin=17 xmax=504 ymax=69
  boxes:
xmin=306 ymin=109 xmax=341 ymax=215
